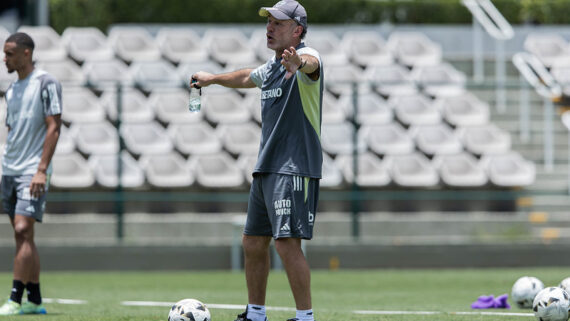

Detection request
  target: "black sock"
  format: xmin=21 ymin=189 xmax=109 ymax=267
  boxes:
xmin=9 ymin=280 xmax=25 ymax=304
xmin=26 ymin=282 xmax=42 ymax=305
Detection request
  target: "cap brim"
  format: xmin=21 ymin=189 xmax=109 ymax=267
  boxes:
xmin=258 ymin=7 xmax=291 ymax=20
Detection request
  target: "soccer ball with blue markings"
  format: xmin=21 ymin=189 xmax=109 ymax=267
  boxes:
xmin=168 ymin=298 xmax=211 ymax=321
xmin=512 ymin=276 xmax=545 ymax=308
xmin=532 ymin=287 xmax=570 ymax=321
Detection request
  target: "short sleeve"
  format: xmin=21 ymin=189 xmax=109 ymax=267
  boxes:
xmin=250 ymin=60 xmax=271 ymax=88
xmin=41 ymin=77 xmax=62 ymax=116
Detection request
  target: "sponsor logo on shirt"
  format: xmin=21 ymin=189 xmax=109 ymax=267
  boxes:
xmin=261 ymin=87 xmax=282 ymax=100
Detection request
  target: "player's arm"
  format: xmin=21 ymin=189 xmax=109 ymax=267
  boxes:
xmin=282 ymin=47 xmax=320 ymax=81
xmin=192 ymin=69 xmax=257 ymax=89
xmin=30 ymin=114 xmax=61 ymax=198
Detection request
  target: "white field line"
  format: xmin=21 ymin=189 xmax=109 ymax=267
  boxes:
xmin=43 ymin=298 xmax=88 ymax=305
xmin=123 ymin=301 xmax=534 ymax=317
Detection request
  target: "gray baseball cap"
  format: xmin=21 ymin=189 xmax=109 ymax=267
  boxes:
xmin=259 ymin=0 xmax=307 ymax=29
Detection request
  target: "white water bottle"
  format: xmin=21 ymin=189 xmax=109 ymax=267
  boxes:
xmin=188 ymin=78 xmax=201 ymax=112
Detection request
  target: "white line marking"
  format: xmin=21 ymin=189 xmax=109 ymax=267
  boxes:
xmin=121 ymin=301 xmax=295 ymax=311
xmin=43 ymin=298 xmax=88 ymax=305
xmin=355 ymin=310 xmax=441 ymax=315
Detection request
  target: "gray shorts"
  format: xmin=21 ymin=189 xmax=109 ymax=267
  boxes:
xmin=1 ymin=175 xmax=48 ymax=222
xmin=245 ymin=173 xmax=319 ymax=240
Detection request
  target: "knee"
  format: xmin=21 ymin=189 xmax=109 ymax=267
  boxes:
xmin=13 ymin=222 xmax=33 ymax=241
xmin=274 ymin=238 xmax=301 ymax=257
xmin=242 ymin=235 xmax=270 ymax=256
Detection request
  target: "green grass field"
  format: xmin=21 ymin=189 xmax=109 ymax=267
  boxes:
xmin=0 ymin=267 xmax=567 ymax=321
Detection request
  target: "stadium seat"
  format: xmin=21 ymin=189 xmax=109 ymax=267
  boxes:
xmin=202 ymin=29 xmax=257 ymax=66
xmin=0 ymin=25 xmax=9 ymax=43
xmin=305 ymin=30 xmax=348 ymax=66
xmin=100 ymin=88 xmax=154 ymax=123
xmin=366 ymin=65 xmax=418 ymax=98
xmin=480 ymin=152 xmax=536 ymax=187
xmin=321 ymin=153 xmax=344 ymax=188
xmin=54 ymin=126 xmax=75 ymax=155
xmin=249 ymin=29 xmax=275 ymax=61
xmin=244 ymin=91 xmax=262 ymax=124
xmin=108 ymin=27 xmax=162 ymax=63
xmin=88 ymin=151 xmax=145 ymax=188
xmin=410 ymin=62 xmax=466 ymax=98
xmin=321 ymin=122 xmax=367 ymax=156
xmin=129 ymin=60 xmax=182 ymax=92
xmin=51 ymin=152 xmax=95 ymax=188
xmin=322 ymin=92 xmax=349 ymax=124
xmin=217 ymin=123 xmax=261 ymax=157
xmin=36 ymin=59 xmax=86 ymax=87
xmin=70 ymin=121 xmax=119 ymax=155
xmin=409 ymin=124 xmax=463 ymax=156
xmin=61 ymin=87 xmax=106 ymax=124
xmin=120 ymin=121 xmax=174 ymax=156
xmin=325 ymin=64 xmax=371 ymax=96
xmin=457 ymin=124 xmax=511 ymax=156
xmin=389 ymin=94 xmax=441 ymax=126
xmin=434 ymin=92 xmax=490 ymax=127
xmin=342 ymin=93 xmax=393 ymax=125
xmin=0 ymin=61 xmax=16 ymax=94
xmin=156 ymin=28 xmax=209 ymax=64
xmin=168 ymin=122 xmax=222 ymax=156
xmin=148 ymin=88 xmax=203 ymax=124
xmin=189 ymin=152 xmax=245 ymax=188
xmin=202 ymin=91 xmax=251 ymax=124
xmin=433 ymin=153 xmax=488 ymax=187
xmin=336 ymin=152 xmax=391 ymax=187
xmin=523 ymin=33 xmax=570 ymax=68
xmin=384 ymin=152 xmax=439 ymax=187
xmin=361 ymin=123 xmax=414 ymax=156
xmin=341 ymin=31 xmax=393 ymax=68
xmin=17 ymin=26 xmax=67 ymax=62
xmin=61 ymin=27 xmax=115 ymax=63
xmin=139 ymin=152 xmax=194 ymax=188
xmin=386 ymin=31 xmax=442 ymax=67
xmin=177 ymin=61 xmax=232 ymax=95
xmin=237 ymin=153 xmax=258 ymax=185
xmin=82 ymin=59 xmax=134 ymax=91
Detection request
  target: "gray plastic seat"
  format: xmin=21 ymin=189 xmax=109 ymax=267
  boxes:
xmin=321 ymin=153 xmax=343 ymax=188
xmin=177 ymin=61 xmax=232 ymax=95
xmin=322 ymin=92 xmax=349 ymax=124
xmin=139 ymin=152 xmax=194 ymax=188
xmin=108 ymin=27 xmax=162 ymax=63
xmin=82 ymin=59 xmax=134 ymax=91
xmin=217 ymin=123 xmax=261 ymax=156
xmin=203 ymin=91 xmax=251 ymax=124
xmin=342 ymin=93 xmax=392 ymax=125
xmin=88 ymin=151 xmax=145 ymax=188
xmin=457 ymin=124 xmax=511 ymax=156
xmin=70 ymin=121 xmax=119 ymax=155
xmin=168 ymin=123 xmax=222 ymax=156
xmin=410 ymin=63 xmax=466 ymax=98
xmin=17 ymin=26 xmax=67 ymax=62
xmin=203 ymin=29 xmax=257 ymax=66
xmin=0 ymin=61 xmax=16 ymax=94
xmin=386 ymin=31 xmax=442 ymax=67
xmin=237 ymin=153 xmax=258 ymax=185
xmin=434 ymin=92 xmax=490 ymax=127
xmin=61 ymin=27 xmax=115 ymax=62
xmin=120 ymin=122 xmax=173 ymax=156
xmin=385 ymin=152 xmax=439 ymax=187
xmin=249 ymin=29 xmax=276 ymax=61
xmin=524 ymin=33 xmax=570 ymax=68
xmin=130 ymin=60 xmax=182 ymax=92
xmin=156 ymin=28 xmax=209 ymax=64
xmin=321 ymin=122 xmax=367 ymax=156
xmin=189 ymin=152 xmax=245 ymax=188
xmin=51 ymin=152 xmax=95 ymax=188
xmin=36 ymin=59 xmax=86 ymax=86
xmin=480 ymin=152 xmax=536 ymax=187
xmin=336 ymin=152 xmax=391 ymax=187
xmin=148 ymin=88 xmax=203 ymax=124
xmin=433 ymin=153 xmax=487 ymax=187
xmin=100 ymin=88 xmax=154 ymax=123
xmin=409 ymin=124 xmax=463 ymax=156
xmin=389 ymin=94 xmax=441 ymax=126
xmin=305 ymin=31 xmax=347 ymax=66
xmin=54 ymin=126 xmax=75 ymax=155
xmin=341 ymin=31 xmax=393 ymax=68
xmin=366 ymin=65 xmax=417 ymax=98
xmin=325 ymin=64 xmax=371 ymax=96
xmin=362 ymin=123 xmax=414 ymax=156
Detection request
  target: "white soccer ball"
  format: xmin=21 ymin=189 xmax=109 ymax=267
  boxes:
xmin=512 ymin=276 xmax=545 ymax=308
xmin=168 ymin=298 xmax=211 ymax=321
xmin=560 ymin=278 xmax=570 ymax=292
xmin=532 ymin=287 xmax=570 ymax=321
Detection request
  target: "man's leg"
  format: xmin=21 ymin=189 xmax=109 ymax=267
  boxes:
xmin=274 ymin=237 xmax=311 ymax=310
xmin=243 ymin=235 xmax=272 ymax=305
xmin=12 ymin=214 xmax=38 ymax=285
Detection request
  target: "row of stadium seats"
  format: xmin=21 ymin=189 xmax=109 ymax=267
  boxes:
xmin=46 ymin=149 xmax=534 ymax=190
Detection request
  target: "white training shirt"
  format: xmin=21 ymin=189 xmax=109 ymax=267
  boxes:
xmin=2 ymin=69 xmax=62 ymax=176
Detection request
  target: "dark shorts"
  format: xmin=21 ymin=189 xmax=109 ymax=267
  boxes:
xmin=1 ymin=175 xmax=48 ymax=222
xmin=245 ymin=173 xmax=319 ymax=240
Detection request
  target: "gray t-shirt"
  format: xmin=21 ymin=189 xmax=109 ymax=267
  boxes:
xmin=3 ymin=69 xmax=62 ymax=175
xmin=250 ymin=43 xmax=324 ymax=178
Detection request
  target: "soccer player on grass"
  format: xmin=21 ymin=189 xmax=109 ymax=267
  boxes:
xmin=192 ymin=1 xmax=323 ymax=321
xmin=0 ymin=32 xmax=62 ymax=315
